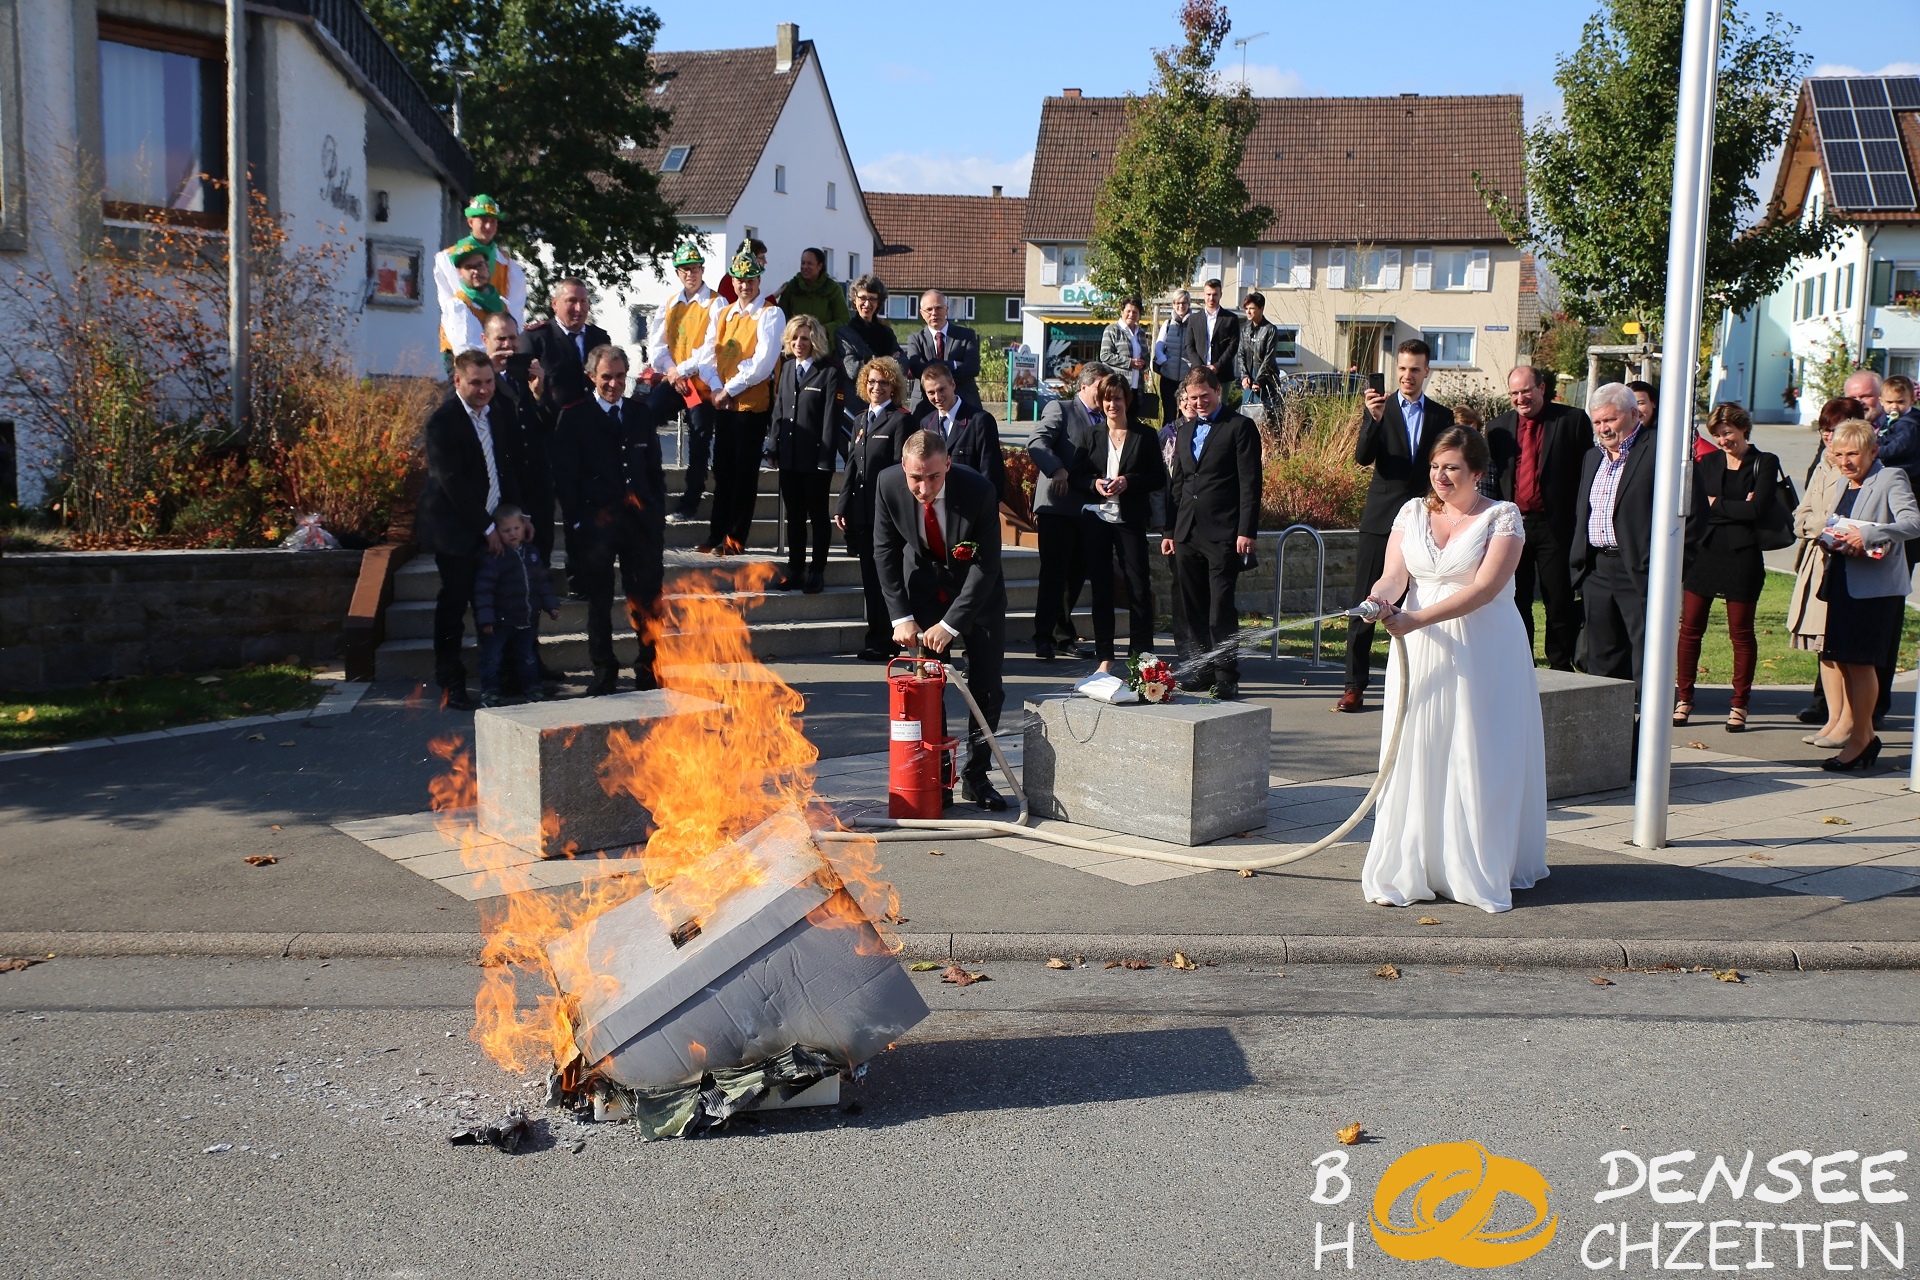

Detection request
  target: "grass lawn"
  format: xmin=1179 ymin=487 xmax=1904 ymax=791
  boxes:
xmin=1245 ymin=571 xmax=1918 ymax=684
xmin=0 ymin=664 xmax=326 ymax=750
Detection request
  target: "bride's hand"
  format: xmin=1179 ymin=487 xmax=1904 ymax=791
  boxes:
xmin=1383 ymin=609 xmax=1419 ymax=637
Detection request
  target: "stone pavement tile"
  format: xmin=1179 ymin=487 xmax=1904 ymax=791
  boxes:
xmin=1268 ymin=796 xmax=1375 ymax=827
xmin=1597 ymin=829 xmax=1752 ymax=866
xmin=1712 ymin=816 xmax=1851 ymax=849
xmin=1809 ymin=795 xmax=1920 ymax=827
xmin=422 ymin=870 xmax=512 ymax=902
xmin=1267 ymin=774 xmax=1299 ymax=787
xmin=335 ymin=813 xmax=441 ymax=841
xmin=1696 ymin=854 xmax=1805 ymax=885
xmin=1078 ymin=857 xmax=1206 ymax=886
xmin=524 ymin=857 xmax=646 ymax=889
xmin=388 ymin=848 xmax=535 ymax=880
xmin=1821 ymin=774 xmax=1920 ymax=799
xmin=364 ymin=830 xmax=468 ymax=860
xmin=1862 ymin=845 xmax=1920 ymax=866
xmin=982 ymin=838 xmax=1125 ymax=870
xmin=1748 ymin=840 xmax=1912 ymax=870
xmin=1669 ymin=779 xmax=1807 ymax=813
xmin=1773 ymin=864 xmax=1920 ymax=903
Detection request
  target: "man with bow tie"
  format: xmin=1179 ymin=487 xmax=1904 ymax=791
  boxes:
xmin=1161 ymin=367 xmax=1261 ymax=699
xmin=874 ymin=430 xmax=1010 ymax=811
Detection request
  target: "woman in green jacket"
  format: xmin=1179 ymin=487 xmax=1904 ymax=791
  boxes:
xmin=773 ymin=247 xmax=850 ymax=331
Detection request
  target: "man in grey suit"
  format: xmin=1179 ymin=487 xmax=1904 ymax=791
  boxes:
xmin=901 ymin=290 xmax=981 ymax=412
xmin=874 ymin=430 xmax=1010 ymax=810
xmin=1027 ymin=363 xmax=1110 ymax=659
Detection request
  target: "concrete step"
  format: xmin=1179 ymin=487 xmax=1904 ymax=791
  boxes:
xmin=663 ymin=465 xmax=785 ymax=495
xmin=371 ymin=607 xmax=1127 ymax=683
xmin=655 ymin=491 xmax=784 ymax=522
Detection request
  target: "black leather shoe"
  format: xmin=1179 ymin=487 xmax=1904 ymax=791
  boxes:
xmin=774 ymin=572 xmax=801 ymax=591
xmin=1213 ymin=678 xmax=1240 ymax=700
xmin=1034 ymin=642 xmax=1056 ymax=661
xmin=537 ymin=663 xmax=567 ymax=683
xmin=803 ymin=569 xmax=825 ymax=594
xmin=1795 ymin=705 xmax=1825 ymax=725
xmin=585 ymin=668 xmax=619 ymax=696
xmin=856 ymin=647 xmax=894 ymax=662
xmin=1068 ymin=643 xmax=1097 ymax=659
xmin=1178 ymin=670 xmax=1213 ymax=692
xmin=441 ymin=686 xmax=477 ymax=712
xmin=632 ymin=668 xmax=658 ymax=693
xmin=960 ymin=778 xmax=1009 ymax=811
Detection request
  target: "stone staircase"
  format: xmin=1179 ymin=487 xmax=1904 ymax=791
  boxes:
xmin=372 ymin=466 xmax=1119 ymax=682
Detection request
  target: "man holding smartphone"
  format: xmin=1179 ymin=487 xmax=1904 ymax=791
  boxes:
xmin=1337 ymin=339 xmax=1454 ymax=713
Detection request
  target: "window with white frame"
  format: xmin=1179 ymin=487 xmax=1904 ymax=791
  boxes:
xmin=847 ymin=251 xmax=860 ymax=280
xmin=1839 ymin=263 xmax=1855 ymax=309
xmin=950 ymin=296 xmax=976 ymax=321
xmin=660 ymin=146 xmax=690 ymax=173
xmin=1258 ymin=248 xmax=1311 ymax=289
xmin=884 ymin=295 xmax=914 ymax=320
xmin=1005 ymin=297 xmax=1023 ymax=322
xmin=1354 ymin=249 xmax=1401 ymax=290
xmin=822 ymin=247 xmax=835 ymax=276
xmin=98 ymin=19 xmax=227 ymax=226
xmin=1273 ymin=327 xmax=1299 ymax=363
xmin=1432 ymin=250 xmax=1473 ymax=290
xmin=1191 ymin=246 xmax=1223 ymax=286
xmin=1422 ymin=328 xmax=1475 ymax=367
xmin=1888 ymin=352 xmax=1918 ymax=381
xmin=1060 ymin=246 xmax=1088 ymax=285
xmin=774 ymin=164 xmax=787 ymax=194
xmin=826 ymin=181 xmax=837 ymax=210
xmin=1893 ymin=264 xmax=1920 ymax=306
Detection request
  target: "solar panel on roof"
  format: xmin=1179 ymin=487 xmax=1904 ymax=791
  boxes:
xmin=1809 ymin=76 xmax=1918 ymax=210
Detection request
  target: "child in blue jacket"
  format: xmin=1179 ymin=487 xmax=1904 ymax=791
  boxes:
xmin=475 ymin=504 xmax=562 ymax=705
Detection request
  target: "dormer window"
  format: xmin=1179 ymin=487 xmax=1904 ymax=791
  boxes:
xmin=661 ymin=146 xmax=690 ymax=173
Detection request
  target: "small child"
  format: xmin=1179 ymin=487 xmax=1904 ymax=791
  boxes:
xmin=474 ymin=504 xmax=562 ymax=705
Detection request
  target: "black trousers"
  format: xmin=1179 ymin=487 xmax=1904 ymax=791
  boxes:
xmin=576 ymin=513 xmax=665 ymax=686
xmin=432 ymin=551 xmax=482 ymax=691
xmin=1513 ymin=511 xmax=1580 ymax=671
xmin=1081 ymin=512 xmax=1154 ymax=662
xmin=1174 ymin=540 xmax=1241 ymax=681
xmin=779 ymin=469 xmax=833 ymax=574
xmin=1032 ymin=511 xmax=1087 ymax=646
xmin=844 ymin=523 xmax=892 ymax=652
xmin=1158 ymin=375 xmax=1183 ymax=425
xmin=672 ymin=398 xmax=716 ymax=519
xmin=1345 ymin=531 xmax=1391 ymax=692
xmin=926 ymin=614 xmax=1005 ymax=784
xmin=707 ymin=409 xmax=768 ymax=549
xmin=1581 ymin=552 xmax=1647 ymax=685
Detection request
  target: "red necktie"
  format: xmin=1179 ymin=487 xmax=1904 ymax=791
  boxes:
xmin=935 ymin=332 xmax=946 ymax=361
xmin=923 ymin=501 xmax=946 ymax=562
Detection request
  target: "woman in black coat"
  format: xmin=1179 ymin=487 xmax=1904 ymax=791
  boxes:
xmin=834 ymin=356 xmax=913 ymax=660
xmin=1071 ymin=371 xmax=1169 ymax=671
xmin=768 ymin=315 xmax=845 ymax=593
xmin=1674 ymin=402 xmax=1780 ymax=732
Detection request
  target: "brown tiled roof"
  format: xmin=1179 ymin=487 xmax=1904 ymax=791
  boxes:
xmin=865 ymin=192 xmax=1028 ymax=293
xmin=1022 ymin=94 xmax=1525 ymax=244
xmin=626 ymin=44 xmax=809 ymax=218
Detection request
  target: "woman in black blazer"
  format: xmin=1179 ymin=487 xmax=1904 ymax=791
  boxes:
xmin=1674 ymin=402 xmax=1779 ymax=732
xmin=1072 ymin=372 xmax=1169 ymax=671
xmin=834 ymin=356 xmax=913 ymax=659
xmin=769 ymin=315 xmax=845 ymax=593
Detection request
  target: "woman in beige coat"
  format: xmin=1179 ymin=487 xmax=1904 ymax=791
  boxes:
xmin=1786 ymin=398 xmax=1860 ymax=743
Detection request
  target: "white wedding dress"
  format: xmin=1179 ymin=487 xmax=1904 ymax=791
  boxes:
xmin=1360 ymin=499 xmax=1548 ymax=913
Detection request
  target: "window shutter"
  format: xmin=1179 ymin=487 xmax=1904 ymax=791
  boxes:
xmin=1291 ymin=248 xmax=1312 ymax=289
xmin=1468 ymin=249 xmax=1491 ymax=292
xmin=1871 ymin=260 xmax=1894 ymax=306
xmin=1235 ymin=247 xmax=1257 ymax=300
xmin=1411 ymin=249 xmax=1433 ymax=291
xmin=1041 ymin=246 xmax=1059 ymax=287
xmin=1327 ymin=248 xmax=1347 ymax=291
xmin=1380 ymin=249 xmax=1402 ymax=291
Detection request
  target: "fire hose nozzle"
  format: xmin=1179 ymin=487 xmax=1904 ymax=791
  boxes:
xmin=1349 ymin=599 xmax=1388 ymax=622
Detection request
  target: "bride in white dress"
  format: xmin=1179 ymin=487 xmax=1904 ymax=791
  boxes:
xmin=1359 ymin=426 xmax=1548 ymax=913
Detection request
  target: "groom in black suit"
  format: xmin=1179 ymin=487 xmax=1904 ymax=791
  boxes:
xmin=1337 ymin=338 xmax=1455 ymax=712
xmin=1162 ymin=367 xmax=1262 ymax=699
xmin=874 ymin=429 xmax=1010 ymax=810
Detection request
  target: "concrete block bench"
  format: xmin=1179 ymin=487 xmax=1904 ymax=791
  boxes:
xmin=1536 ymin=668 xmax=1635 ymax=799
xmin=1021 ymin=694 xmax=1270 ymax=845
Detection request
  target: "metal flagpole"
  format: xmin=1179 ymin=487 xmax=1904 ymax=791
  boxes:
xmin=226 ymin=0 xmax=248 ymax=440
xmin=1633 ymin=0 xmax=1723 ymax=849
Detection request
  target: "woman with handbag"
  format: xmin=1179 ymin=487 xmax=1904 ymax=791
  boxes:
xmin=1786 ymin=398 xmax=1859 ymax=741
xmin=1071 ymin=371 xmax=1168 ymax=673
xmin=1673 ymin=402 xmax=1780 ymax=732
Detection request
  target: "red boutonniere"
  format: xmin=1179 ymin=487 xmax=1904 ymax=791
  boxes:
xmin=951 ymin=540 xmax=980 ymax=563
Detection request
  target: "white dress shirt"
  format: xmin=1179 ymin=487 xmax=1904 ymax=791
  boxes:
xmin=461 ymin=397 xmax=502 ymax=520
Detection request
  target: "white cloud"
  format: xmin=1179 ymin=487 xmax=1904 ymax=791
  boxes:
xmin=1235 ymin=63 xmax=1308 ymax=96
xmin=876 ymin=62 xmax=932 ymax=84
xmin=858 ymin=151 xmax=1035 ymax=197
xmin=1812 ymin=61 xmax=1920 ymax=77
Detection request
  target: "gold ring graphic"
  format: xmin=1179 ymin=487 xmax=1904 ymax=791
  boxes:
xmin=1369 ymin=1141 xmax=1557 ymax=1268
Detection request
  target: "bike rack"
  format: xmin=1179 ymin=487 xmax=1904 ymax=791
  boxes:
xmin=1270 ymin=524 xmax=1327 ymax=666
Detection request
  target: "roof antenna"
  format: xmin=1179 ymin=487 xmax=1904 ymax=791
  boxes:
xmin=1232 ymin=32 xmax=1268 ymax=89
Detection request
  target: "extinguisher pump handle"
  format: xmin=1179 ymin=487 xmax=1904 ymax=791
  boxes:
xmin=887 ymin=656 xmax=944 ymax=680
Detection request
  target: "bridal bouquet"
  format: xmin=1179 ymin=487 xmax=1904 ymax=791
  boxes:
xmin=1127 ymin=653 xmax=1176 ymax=704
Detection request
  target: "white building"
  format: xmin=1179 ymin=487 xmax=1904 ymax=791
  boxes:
xmin=1 ymin=0 xmax=474 ymax=501
xmin=597 ymin=23 xmax=875 ymax=359
xmin=1713 ymin=73 xmax=1920 ymax=422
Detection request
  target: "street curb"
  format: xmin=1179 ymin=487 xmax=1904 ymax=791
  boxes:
xmin=8 ymin=931 xmax=1920 ymax=970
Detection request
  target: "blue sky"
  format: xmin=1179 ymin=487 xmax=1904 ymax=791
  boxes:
xmin=654 ymin=0 xmax=1917 ymax=196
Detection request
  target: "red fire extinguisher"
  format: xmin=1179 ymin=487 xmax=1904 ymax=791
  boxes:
xmin=887 ymin=657 xmax=957 ymax=819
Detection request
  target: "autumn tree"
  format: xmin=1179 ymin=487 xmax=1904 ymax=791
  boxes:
xmin=1478 ymin=0 xmax=1841 ymax=334
xmin=362 ymin=0 xmax=680 ymax=296
xmin=1087 ymin=0 xmax=1272 ymax=309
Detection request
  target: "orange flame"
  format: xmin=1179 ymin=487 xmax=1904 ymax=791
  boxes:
xmin=429 ymin=563 xmax=900 ymax=1077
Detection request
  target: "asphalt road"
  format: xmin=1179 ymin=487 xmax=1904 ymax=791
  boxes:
xmin=5 ymin=956 xmax=1919 ymax=1278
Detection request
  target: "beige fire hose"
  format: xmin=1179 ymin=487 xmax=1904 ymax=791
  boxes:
xmin=813 ymin=632 xmax=1411 ymax=873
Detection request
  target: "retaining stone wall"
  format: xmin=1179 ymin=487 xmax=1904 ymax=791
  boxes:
xmin=1142 ymin=529 xmax=1360 ymax=622
xmin=0 ymin=550 xmax=364 ymax=691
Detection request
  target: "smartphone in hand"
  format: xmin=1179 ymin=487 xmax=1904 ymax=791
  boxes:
xmin=1366 ymin=372 xmax=1385 ymax=395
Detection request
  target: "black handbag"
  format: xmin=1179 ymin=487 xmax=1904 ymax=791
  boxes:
xmin=1757 ymin=468 xmax=1798 ymax=552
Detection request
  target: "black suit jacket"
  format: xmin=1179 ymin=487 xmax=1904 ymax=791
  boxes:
xmin=1071 ymin=422 xmax=1169 ymax=530
xmin=911 ymin=399 xmax=1008 ymax=503
xmin=522 ymin=318 xmax=612 ymax=413
xmin=1168 ymin=409 xmax=1262 ymax=546
xmin=1484 ymin=402 xmax=1592 ymax=546
xmin=1354 ymin=396 xmax=1457 ymax=536
xmin=769 ymin=357 xmax=845 ymax=472
xmin=901 ymin=324 xmax=981 ymax=411
xmin=836 ymin=404 xmax=912 ymax=527
xmin=494 ymin=370 xmax=554 ymax=501
xmin=549 ymin=395 xmax=667 ymax=533
xmin=1569 ymin=428 xmax=1705 ymax=594
xmin=1183 ymin=308 xmax=1242 ymax=376
xmin=418 ymin=395 xmax=523 ymax=556
xmin=873 ymin=463 xmax=1007 ymax=635
xmin=835 ymin=317 xmax=902 ymax=412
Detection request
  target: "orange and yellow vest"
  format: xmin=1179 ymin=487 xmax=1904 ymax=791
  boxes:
xmin=663 ymin=293 xmax=715 ymax=400
xmin=714 ymin=305 xmax=772 ymax=413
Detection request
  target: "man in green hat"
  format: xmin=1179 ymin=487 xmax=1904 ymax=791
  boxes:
xmin=435 ymin=194 xmax=527 ymax=361
xmin=649 ymin=243 xmax=722 ymax=524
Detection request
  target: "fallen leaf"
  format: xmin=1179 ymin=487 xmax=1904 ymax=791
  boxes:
xmin=1237 ymin=868 xmax=1256 ymax=878
xmin=906 ymin=961 xmax=941 ymax=972
xmin=926 ymin=849 xmax=944 ymax=856
xmin=247 ymin=734 xmax=265 ymax=742
xmin=1747 ymin=852 xmax=1773 ymax=861
xmin=1336 ymin=1123 xmax=1364 ymax=1145
xmin=14 ymin=707 xmax=34 ymax=723
xmin=1169 ymin=952 xmax=1198 ymax=970
xmin=1591 ymin=976 xmax=1614 ymax=986
xmin=0 ymin=956 xmax=43 ymax=972
xmin=940 ymin=964 xmax=988 ymax=986
xmin=1714 ymin=968 xmax=1743 ymax=983
xmin=1376 ymin=963 xmax=1401 ymax=980
xmin=1119 ymin=958 xmax=1155 ymax=970
xmin=195 ymin=675 xmax=221 ymax=684
xmin=1687 ymin=741 xmax=1708 ymax=750
xmin=278 ymin=741 xmax=296 ymax=748
xmin=1417 ymin=916 xmax=1442 ymax=926
xmin=1104 ymin=960 xmax=1121 ymax=968
xmin=1822 ymin=816 xmax=1851 ymax=826
xmin=270 ymin=825 xmax=282 ymax=832
xmin=244 ymin=855 xmax=277 ymax=867
xmin=1045 ymin=957 xmax=1072 ymax=970
xmin=1232 ymin=830 xmax=1258 ymax=838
